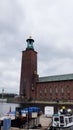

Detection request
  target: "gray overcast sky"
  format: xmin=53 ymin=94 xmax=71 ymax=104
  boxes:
xmin=0 ymin=0 xmax=73 ymax=94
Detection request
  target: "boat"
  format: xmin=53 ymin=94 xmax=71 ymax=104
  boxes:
xmin=8 ymin=106 xmax=42 ymax=118
xmin=0 ymin=98 xmax=7 ymax=103
xmin=0 ymin=106 xmax=42 ymax=128
xmin=51 ymin=106 xmax=73 ymax=130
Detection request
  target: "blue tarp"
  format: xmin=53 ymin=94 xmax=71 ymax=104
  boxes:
xmin=22 ymin=107 xmax=41 ymax=112
xmin=8 ymin=107 xmax=41 ymax=116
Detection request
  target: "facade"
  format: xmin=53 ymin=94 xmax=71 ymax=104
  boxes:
xmin=20 ymin=37 xmax=73 ymax=101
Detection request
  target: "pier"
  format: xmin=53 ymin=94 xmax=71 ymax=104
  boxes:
xmin=8 ymin=114 xmax=52 ymax=130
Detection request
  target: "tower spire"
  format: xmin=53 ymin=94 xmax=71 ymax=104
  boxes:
xmin=26 ymin=36 xmax=34 ymax=50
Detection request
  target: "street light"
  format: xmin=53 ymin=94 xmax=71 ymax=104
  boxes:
xmin=2 ymin=88 xmax=4 ymax=102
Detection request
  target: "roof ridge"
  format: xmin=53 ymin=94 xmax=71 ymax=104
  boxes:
xmin=38 ymin=73 xmax=73 ymax=82
xmin=39 ymin=73 xmax=73 ymax=78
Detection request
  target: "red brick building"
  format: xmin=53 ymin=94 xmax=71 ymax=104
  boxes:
xmin=20 ymin=37 xmax=73 ymax=101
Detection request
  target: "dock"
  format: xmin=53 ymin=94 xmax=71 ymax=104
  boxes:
xmin=10 ymin=114 xmax=52 ymax=130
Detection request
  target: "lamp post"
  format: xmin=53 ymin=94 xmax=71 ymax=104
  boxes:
xmin=2 ymin=88 xmax=4 ymax=102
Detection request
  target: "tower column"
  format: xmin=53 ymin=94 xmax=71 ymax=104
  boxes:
xmin=20 ymin=36 xmax=38 ymax=100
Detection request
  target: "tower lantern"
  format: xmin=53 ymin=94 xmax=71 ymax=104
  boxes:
xmin=26 ymin=36 xmax=34 ymax=50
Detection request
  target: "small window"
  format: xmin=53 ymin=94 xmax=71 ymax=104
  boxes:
xmin=69 ymin=117 xmax=72 ymax=123
xmin=54 ymin=117 xmax=59 ymax=121
xmin=65 ymin=118 xmax=68 ymax=124
xmin=60 ymin=116 xmax=64 ymax=123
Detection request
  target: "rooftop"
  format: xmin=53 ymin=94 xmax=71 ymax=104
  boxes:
xmin=38 ymin=73 xmax=73 ymax=83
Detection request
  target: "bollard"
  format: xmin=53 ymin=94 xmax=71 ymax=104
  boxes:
xmin=3 ymin=118 xmax=11 ymax=130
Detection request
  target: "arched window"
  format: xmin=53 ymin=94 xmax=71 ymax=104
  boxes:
xmin=61 ymin=87 xmax=64 ymax=99
xmin=40 ymin=90 xmax=42 ymax=96
xmin=62 ymin=87 xmax=64 ymax=94
xmin=44 ymin=88 xmax=47 ymax=94
xmin=50 ymin=87 xmax=52 ymax=95
xmin=67 ymin=86 xmax=70 ymax=100
xmin=56 ymin=87 xmax=58 ymax=94
xmin=67 ymin=86 xmax=70 ymax=94
xmin=44 ymin=88 xmax=47 ymax=96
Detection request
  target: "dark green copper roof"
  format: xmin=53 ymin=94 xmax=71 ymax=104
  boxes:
xmin=38 ymin=73 xmax=73 ymax=83
xmin=26 ymin=36 xmax=34 ymax=50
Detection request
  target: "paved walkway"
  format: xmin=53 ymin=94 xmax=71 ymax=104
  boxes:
xmin=39 ymin=115 xmax=52 ymax=129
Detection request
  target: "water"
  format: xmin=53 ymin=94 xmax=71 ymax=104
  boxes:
xmin=0 ymin=103 xmax=19 ymax=116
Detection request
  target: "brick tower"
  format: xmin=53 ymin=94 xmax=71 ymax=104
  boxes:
xmin=20 ymin=36 xmax=38 ymax=100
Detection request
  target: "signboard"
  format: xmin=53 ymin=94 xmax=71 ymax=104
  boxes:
xmin=32 ymin=112 xmax=37 ymax=118
xmin=44 ymin=106 xmax=54 ymax=117
xmin=15 ymin=107 xmax=21 ymax=119
xmin=22 ymin=113 xmax=26 ymax=117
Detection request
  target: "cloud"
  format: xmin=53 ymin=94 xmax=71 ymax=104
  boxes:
xmin=0 ymin=0 xmax=73 ymax=94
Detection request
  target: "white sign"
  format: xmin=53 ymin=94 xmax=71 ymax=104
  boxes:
xmin=32 ymin=112 xmax=37 ymax=118
xmin=44 ymin=106 xmax=54 ymax=117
